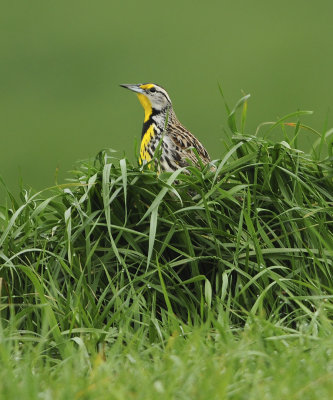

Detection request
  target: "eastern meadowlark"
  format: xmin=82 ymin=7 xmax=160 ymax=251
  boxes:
xmin=120 ymin=83 xmax=211 ymax=172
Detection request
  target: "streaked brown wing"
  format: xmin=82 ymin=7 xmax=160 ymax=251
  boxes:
xmin=168 ymin=121 xmax=211 ymax=166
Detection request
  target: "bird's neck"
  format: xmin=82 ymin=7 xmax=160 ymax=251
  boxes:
xmin=141 ymin=106 xmax=172 ymax=138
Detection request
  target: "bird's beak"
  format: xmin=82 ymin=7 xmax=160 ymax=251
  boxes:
xmin=120 ymin=84 xmax=145 ymax=94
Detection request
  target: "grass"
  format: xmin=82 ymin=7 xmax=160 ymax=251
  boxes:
xmin=2 ymin=322 xmax=333 ymax=400
xmin=0 ymin=94 xmax=333 ymax=399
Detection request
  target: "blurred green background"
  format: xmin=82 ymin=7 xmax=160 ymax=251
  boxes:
xmin=1 ymin=0 xmax=332 ymax=198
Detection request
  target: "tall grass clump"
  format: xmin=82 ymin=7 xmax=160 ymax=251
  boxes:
xmin=0 ymin=95 xmax=332 ymax=360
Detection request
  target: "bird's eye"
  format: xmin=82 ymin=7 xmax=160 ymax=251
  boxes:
xmin=149 ymin=87 xmax=156 ymax=93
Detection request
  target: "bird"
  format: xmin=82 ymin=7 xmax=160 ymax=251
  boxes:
xmin=120 ymin=83 xmax=211 ymax=172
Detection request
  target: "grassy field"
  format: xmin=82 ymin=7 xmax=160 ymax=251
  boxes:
xmin=1 ymin=97 xmax=333 ymax=399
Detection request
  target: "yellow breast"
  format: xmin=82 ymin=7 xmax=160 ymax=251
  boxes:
xmin=140 ymin=124 xmax=155 ymax=165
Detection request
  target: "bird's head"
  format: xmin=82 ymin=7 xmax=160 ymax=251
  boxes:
xmin=120 ymin=83 xmax=172 ymax=121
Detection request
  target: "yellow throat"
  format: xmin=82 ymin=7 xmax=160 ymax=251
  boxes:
xmin=137 ymin=94 xmax=152 ymax=122
xmin=137 ymin=83 xmax=155 ymax=122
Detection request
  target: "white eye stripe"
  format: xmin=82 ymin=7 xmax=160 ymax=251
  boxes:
xmin=155 ymin=87 xmax=172 ymax=104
